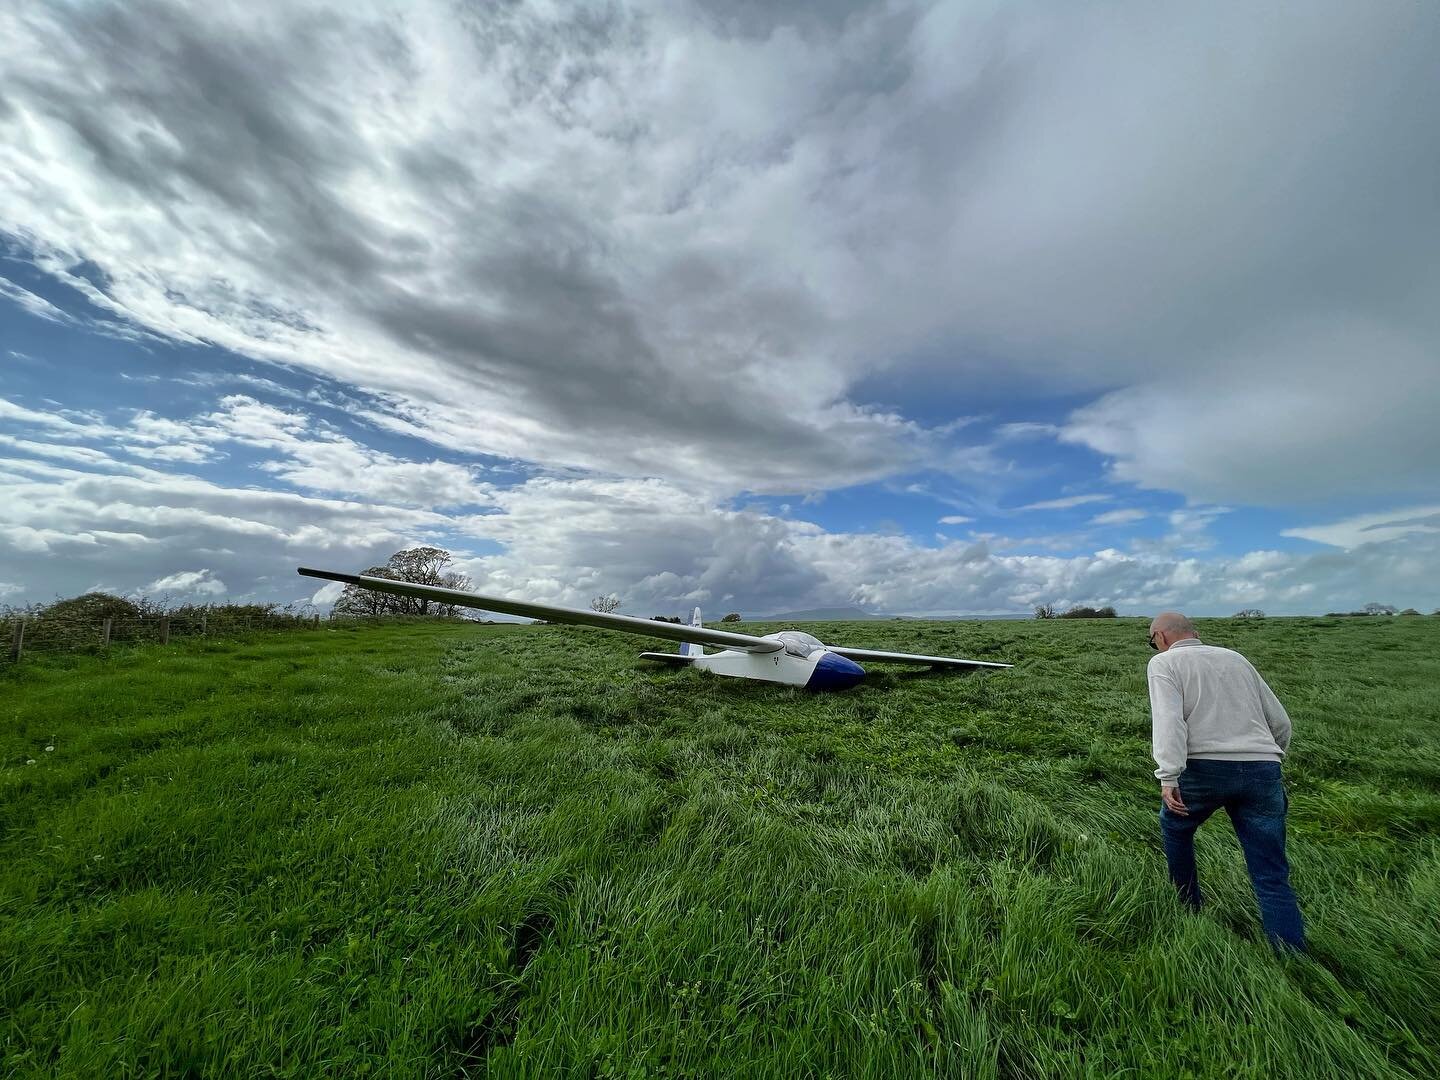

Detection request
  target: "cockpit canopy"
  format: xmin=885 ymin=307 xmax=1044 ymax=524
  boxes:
xmin=774 ymin=630 xmax=825 ymax=657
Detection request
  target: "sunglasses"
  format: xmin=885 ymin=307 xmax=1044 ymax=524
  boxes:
xmin=1148 ymin=631 xmax=1160 ymax=651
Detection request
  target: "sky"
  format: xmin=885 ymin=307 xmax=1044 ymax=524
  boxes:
xmin=1 ymin=0 xmax=1437 ymax=618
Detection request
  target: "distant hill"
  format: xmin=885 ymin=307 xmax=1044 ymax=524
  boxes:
xmin=753 ymin=606 xmax=887 ymax=622
xmin=892 ymin=612 xmax=1033 ymax=622
xmin=753 ymin=608 xmax=1034 ymax=622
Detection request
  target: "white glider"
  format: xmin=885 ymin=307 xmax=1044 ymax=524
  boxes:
xmin=298 ymin=568 xmax=1012 ymax=691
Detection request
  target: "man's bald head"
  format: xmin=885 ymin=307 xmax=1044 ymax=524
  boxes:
xmin=1150 ymin=611 xmax=1197 ymax=641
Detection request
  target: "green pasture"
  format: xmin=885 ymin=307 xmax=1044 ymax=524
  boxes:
xmin=2 ymin=616 xmax=1438 ymax=1077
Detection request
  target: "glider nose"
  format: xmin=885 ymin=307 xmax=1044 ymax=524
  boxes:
xmin=807 ymin=651 xmax=866 ymax=691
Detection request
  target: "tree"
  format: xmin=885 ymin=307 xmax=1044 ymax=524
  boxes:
xmin=1058 ymin=605 xmax=1117 ymax=619
xmin=1234 ymin=609 xmax=1266 ymax=619
xmin=721 ymin=612 xmax=742 ymax=622
xmin=332 ymin=547 xmax=471 ymax=618
xmin=1033 ymin=604 xmax=1056 ymax=620
xmin=1361 ymin=602 xmax=1398 ymax=616
xmin=1399 ymin=608 xmax=1421 ymax=616
xmin=591 ymin=595 xmax=621 ymax=614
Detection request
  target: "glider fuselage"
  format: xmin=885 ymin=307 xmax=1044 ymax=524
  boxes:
xmin=688 ymin=645 xmax=866 ymax=690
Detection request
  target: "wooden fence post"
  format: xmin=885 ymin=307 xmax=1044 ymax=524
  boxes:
xmin=160 ymin=617 xmax=170 ymax=645
xmin=102 ymin=617 xmax=112 ymax=647
xmin=9 ymin=618 xmax=22 ymax=663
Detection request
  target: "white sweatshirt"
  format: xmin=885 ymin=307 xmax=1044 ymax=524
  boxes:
xmin=1148 ymin=638 xmax=1291 ymax=784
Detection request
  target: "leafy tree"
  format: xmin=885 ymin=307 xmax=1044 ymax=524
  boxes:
xmin=1058 ymin=605 xmax=1117 ymax=619
xmin=1362 ymin=602 xmax=1398 ymax=616
xmin=721 ymin=612 xmax=742 ymax=622
xmin=332 ymin=567 xmax=400 ymax=617
xmin=591 ymin=595 xmax=621 ymax=614
xmin=1399 ymin=608 xmax=1421 ymax=616
xmin=332 ymin=547 xmax=471 ymax=618
xmin=1234 ymin=609 xmax=1266 ymax=619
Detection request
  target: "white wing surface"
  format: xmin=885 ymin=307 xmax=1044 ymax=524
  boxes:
xmin=297 ymin=568 xmax=783 ymax=653
xmin=824 ymin=646 xmax=1012 ymax=669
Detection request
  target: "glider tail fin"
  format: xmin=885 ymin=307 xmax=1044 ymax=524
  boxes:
xmin=680 ymin=607 xmax=703 ymax=656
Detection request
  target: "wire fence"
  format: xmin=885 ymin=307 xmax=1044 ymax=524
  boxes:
xmin=0 ymin=611 xmax=460 ymax=664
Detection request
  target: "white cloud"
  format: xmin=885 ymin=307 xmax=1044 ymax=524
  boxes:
xmin=0 ymin=581 xmax=23 ymax=599
xmin=0 ymin=276 xmax=71 ymax=323
xmin=995 ymin=422 xmax=1061 ymax=441
xmin=1090 ymin=508 xmax=1148 ymax=526
xmin=1060 ymin=322 xmax=1440 ymax=504
xmin=1282 ymin=505 xmax=1440 ymax=550
xmin=309 ymin=579 xmax=346 ymax=605
xmin=0 ymin=397 xmax=102 ymax=436
xmin=0 ymin=435 xmax=120 ymax=467
xmin=0 ymin=452 xmax=444 ymax=605
xmin=0 ymin=438 xmax=1435 ymax=615
xmin=145 ymin=568 xmax=227 ymax=597
xmin=938 ymin=515 xmax=973 ymax=525
xmin=1016 ymin=494 xmax=1110 ymax=512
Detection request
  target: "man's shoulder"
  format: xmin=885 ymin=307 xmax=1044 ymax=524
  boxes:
xmin=1154 ymin=641 xmax=1248 ymax=668
xmin=1173 ymin=642 xmax=1256 ymax=671
xmin=1147 ymin=651 xmax=1179 ymax=675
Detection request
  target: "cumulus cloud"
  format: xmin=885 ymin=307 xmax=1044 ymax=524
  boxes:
xmin=1 ymin=418 xmax=1435 ymax=615
xmin=145 ymin=568 xmax=226 ymax=597
xmin=0 ymin=451 xmax=443 ymax=605
xmin=433 ymin=475 xmax=1437 ymax=618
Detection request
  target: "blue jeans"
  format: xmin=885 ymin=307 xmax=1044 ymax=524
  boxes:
xmin=1159 ymin=759 xmax=1306 ymax=952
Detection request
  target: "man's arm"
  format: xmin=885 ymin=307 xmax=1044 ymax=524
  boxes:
xmin=1149 ymin=664 xmax=1188 ymax=784
xmin=1256 ymin=672 xmax=1292 ymax=753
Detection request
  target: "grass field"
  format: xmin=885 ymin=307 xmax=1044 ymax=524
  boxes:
xmin=3 ymin=616 xmax=1438 ymax=1078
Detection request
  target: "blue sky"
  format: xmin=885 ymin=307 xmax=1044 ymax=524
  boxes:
xmin=2 ymin=1 xmax=1438 ymax=618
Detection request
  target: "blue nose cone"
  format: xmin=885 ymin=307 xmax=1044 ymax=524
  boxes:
xmin=806 ymin=650 xmax=866 ymax=691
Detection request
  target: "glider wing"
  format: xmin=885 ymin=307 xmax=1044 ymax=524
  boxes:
xmin=297 ymin=568 xmax=783 ymax=653
xmin=824 ymin=646 xmax=1012 ymax=670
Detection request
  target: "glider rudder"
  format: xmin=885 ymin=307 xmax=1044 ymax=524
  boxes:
xmin=680 ymin=606 xmax=703 ymax=657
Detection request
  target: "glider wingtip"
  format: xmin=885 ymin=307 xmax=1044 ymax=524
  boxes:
xmin=297 ymin=566 xmax=361 ymax=585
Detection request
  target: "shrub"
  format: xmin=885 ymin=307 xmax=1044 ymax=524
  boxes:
xmin=721 ymin=613 xmax=742 ymax=622
xmin=43 ymin=592 xmax=142 ymax=623
xmin=1058 ymin=605 xmax=1117 ymax=619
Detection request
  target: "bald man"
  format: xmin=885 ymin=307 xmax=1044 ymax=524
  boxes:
xmin=1147 ymin=612 xmax=1306 ymax=952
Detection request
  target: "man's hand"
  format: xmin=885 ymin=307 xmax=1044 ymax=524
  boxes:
xmin=1161 ymin=784 xmax=1188 ymax=816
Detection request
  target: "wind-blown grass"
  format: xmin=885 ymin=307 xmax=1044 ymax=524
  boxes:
xmin=2 ymin=616 xmax=1437 ymax=1077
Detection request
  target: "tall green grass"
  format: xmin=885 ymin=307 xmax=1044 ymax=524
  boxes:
xmin=2 ymin=617 xmax=1437 ymax=1077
